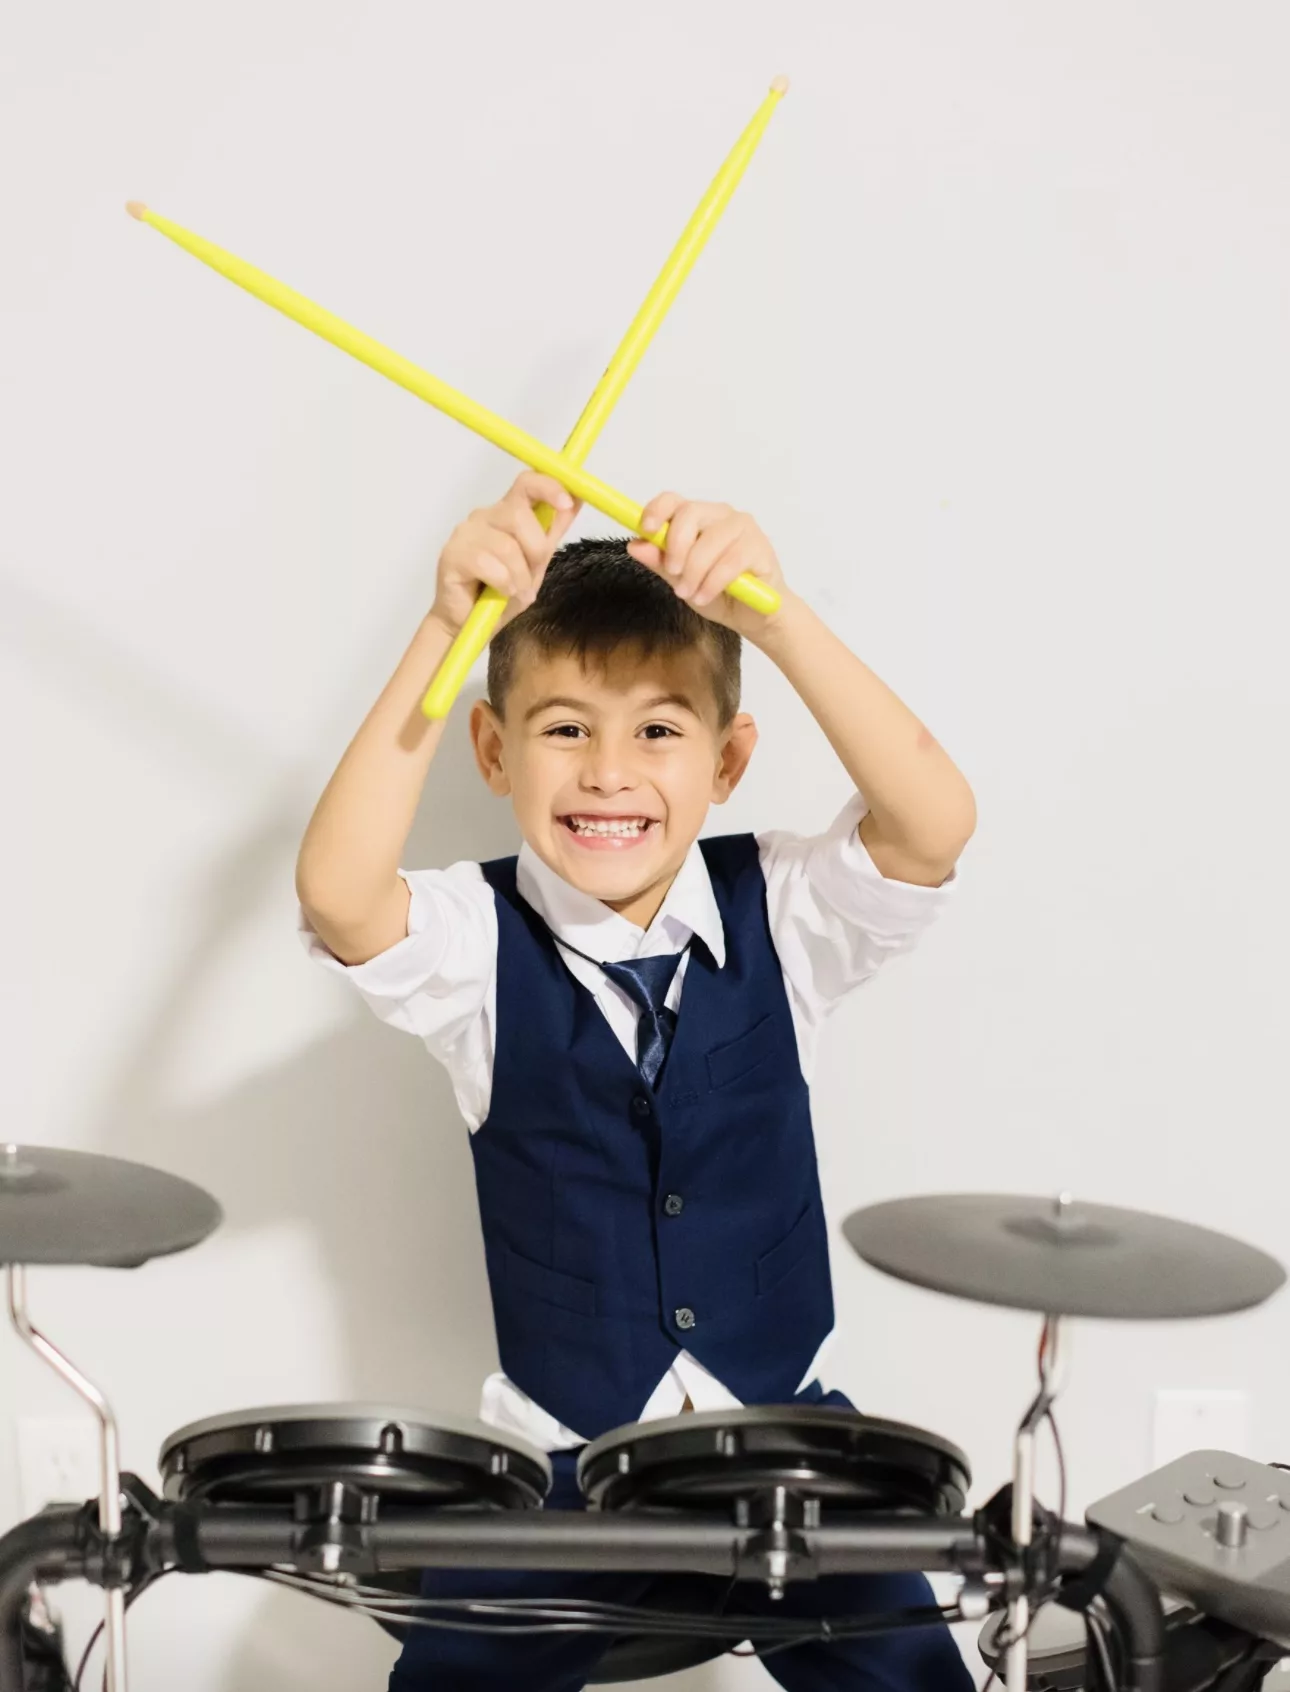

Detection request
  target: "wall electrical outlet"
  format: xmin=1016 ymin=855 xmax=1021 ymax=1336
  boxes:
xmin=1153 ymin=1390 xmax=1251 ymax=1469
xmin=16 ymin=1418 xmax=102 ymax=1516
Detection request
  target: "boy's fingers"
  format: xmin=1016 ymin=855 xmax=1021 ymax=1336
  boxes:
xmin=496 ymin=556 xmax=547 ymax=620
xmin=660 ymin=505 xmax=703 ymax=577
xmin=638 ymin=491 xmax=683 ymax=537
xmin=472 ymin=552 xmax=523 ymax=600
xmin=485 ymin=530 xmax=534 ymax=599
xmin=512 ymin=472 xmax=574 ymax=512
xmin=662 ymin=501 xmax=735 ymax=577
xmin=675 ymin=517 xmax=743 ymax=602
xmin=626 ymin=539 xmax=663 ymax=570
xmin=663 ymin=510 xmax=734 ymax=598
xmin=503 ymin=497 xmax=556 ymax=568
xmin=692 ymin=543 xmax=749 ymax=607
xmin=545 ymin=497 xmax=582 ymax=548
xmin=502 ymin=484 xmax=581 ymax=562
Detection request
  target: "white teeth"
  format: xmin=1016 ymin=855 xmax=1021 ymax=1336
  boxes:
xmin=567 ymin=817 xmax=652 ymax=837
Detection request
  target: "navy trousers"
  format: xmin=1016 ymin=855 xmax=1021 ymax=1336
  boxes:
xmin=388 ymin=1402 xmax=973 ymax=1692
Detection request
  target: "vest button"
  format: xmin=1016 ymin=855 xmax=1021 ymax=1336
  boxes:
xmin=663 ymin=1193 xmax=684 ymax=1217
xmin=630 ymin=1095 xmax=652 ymax=1118
xmin=674 ymin=1306 xmax=696 ymax=1331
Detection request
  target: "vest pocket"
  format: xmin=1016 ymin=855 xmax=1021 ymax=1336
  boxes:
xmin=706 ymin=1015 xmax=782 ymax=1090
xmin=755 ymin=1203 xmax=817 ymax=1296
xmin=502 ymin=1245 xmax=598 ymax=1316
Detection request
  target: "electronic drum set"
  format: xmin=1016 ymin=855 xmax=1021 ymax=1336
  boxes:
xmin=0 ymin=1143 xmax=1286 ymax=1692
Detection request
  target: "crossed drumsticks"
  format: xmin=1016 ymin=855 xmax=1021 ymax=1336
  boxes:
xmin=128 ymin=77 xmax=789 ymax=719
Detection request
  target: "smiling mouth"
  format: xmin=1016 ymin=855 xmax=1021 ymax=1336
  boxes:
xmin=561 ymin=815 xmax=659 ymax=844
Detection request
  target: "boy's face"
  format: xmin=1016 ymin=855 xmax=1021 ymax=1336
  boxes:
xmin=471 ymin=644 xmax=757 ymax=928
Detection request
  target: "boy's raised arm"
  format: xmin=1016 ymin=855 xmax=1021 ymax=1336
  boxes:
xmin=755 ymin=596 xmax=976 ymax=886
xmin=628 ymin=495 xmax=976 ymax=888
xmin=296 ymin=474 xmax=578 ymax=965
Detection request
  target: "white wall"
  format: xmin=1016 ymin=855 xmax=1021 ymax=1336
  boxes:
xmin=5 ymin=1 xmax=1290 ymax=1686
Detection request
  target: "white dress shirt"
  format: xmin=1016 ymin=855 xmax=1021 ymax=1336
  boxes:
xmin=301 ymin=794 xmax=954 ymax=1449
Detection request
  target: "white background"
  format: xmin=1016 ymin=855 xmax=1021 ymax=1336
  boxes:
xmin=4 ymin=2 xmax=1290 ymax=1686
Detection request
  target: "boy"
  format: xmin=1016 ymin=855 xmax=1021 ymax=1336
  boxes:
xmin=297 ymin=473 xmax=977 ymax=1690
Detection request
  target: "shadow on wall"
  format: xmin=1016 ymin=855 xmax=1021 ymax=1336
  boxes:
xmin=100 ymin=705 xmax=514 ymax=1406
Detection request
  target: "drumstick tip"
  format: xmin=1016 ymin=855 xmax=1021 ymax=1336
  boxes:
xmin=770 ymin=74 xmax=790 ymax=95
xmin=125 ymin=200 xmax=149 ymax=222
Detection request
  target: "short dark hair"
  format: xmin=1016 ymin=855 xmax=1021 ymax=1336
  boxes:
xmin=487 ymin=538 xmax=742 ymax=724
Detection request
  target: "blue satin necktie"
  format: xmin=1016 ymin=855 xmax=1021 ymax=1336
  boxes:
xmin=599 ymin=952 xmax=686 ymax=1088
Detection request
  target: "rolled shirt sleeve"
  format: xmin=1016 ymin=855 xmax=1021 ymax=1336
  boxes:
xmin=758 ymin=793 xmax=957 ymax=1054
xmin=297 ymin=861 xmax=498 ymax=1128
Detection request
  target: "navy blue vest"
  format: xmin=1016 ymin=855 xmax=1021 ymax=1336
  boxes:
xmin=472 ymin=834 xmax=834 ymax=1440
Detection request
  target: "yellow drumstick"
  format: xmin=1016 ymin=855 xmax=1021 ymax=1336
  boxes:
xmin=128 ymin=199 xmax=780 ymax=604
xmin=422 ymin=76 xmax=788 ymax=717
xmin=126 ymin=153 xmax=782 ymax=658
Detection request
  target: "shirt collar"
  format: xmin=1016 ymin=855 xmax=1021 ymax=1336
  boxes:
xmin=515 ymin=839 xmax=726 ymax=968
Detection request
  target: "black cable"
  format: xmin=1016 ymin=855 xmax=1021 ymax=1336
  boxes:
xmin=1086 ymin=1600 xmax=1119 ymax=1691
xmin=742 ymin=1605 xmax=961 ymax=1662
xmin=1210 ymin=1644 xmax=1281 ymax=1692
xmin=295 ymin=1584 xmax=757 ymax=1627
xmin=337 ymin=1604 xmax=960 ymax=1645
xmin=268 ymin=1568 xmax=958 ymax=1642
xmin=258 ymin=1570 xmax=958 ymax=1649
xmin=340 ymin=1598 xmax=956 ymax=1645
xmin=264 ymin=1572 xmax=848 ymax=1639
xmin=335 ymin=1602 xmax=958 ymax=1647
xmin=72 ymin=1574 xmax=167 ymax=1692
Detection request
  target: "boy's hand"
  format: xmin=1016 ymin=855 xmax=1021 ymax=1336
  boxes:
xmin=627 ymin=495 xmax=787 ymax=639
xmin=430 ymin=473 xmax=581 ymax=637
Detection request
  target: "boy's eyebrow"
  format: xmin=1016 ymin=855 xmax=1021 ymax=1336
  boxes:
xmin=640 ymin=692 xmax=700 ymax=716
xmin=523 ymin=695 xmax=594 ymax=721
xmin=523 ymin=692 xmax=701 ymax=722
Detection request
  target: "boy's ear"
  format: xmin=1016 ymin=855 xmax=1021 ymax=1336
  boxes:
xmin=470 ymin=699 xmax=512 ymax=796
xmin=712 ymin=712 xmax=758 ymax=803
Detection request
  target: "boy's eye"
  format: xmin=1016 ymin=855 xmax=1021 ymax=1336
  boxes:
xmin=543 ymin=723 xmax=587 ymax=739
xmin=641 ymin=723 xmax=679 ymax=740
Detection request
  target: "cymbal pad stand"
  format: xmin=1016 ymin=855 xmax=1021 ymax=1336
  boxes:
xmin=7 ymin=1264 xmax=128 ymax=1692
xmin=1007 ymin=1311 xmax=1067 ymax=1692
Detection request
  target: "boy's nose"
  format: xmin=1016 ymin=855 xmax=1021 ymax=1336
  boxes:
xmin=578 ymin=738 xmax=637 ymax=794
